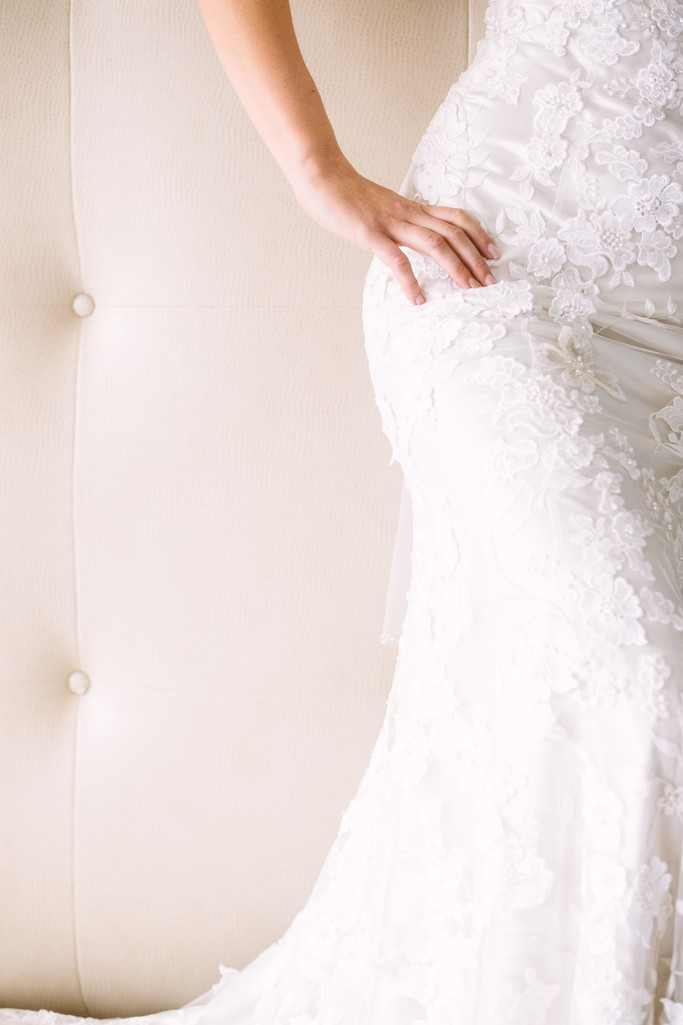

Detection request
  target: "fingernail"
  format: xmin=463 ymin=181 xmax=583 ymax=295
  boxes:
xmin=415 ymin=293 xmax=426 ymax=305
xmin=488 ymin=243 xmax=501 ymax=259
xmin=485 ymin=273 xmax=497 ymax=285
xmin=469 ymin=277 xmax=481 ymax=288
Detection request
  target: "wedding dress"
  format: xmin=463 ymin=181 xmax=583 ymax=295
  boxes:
xmin=4 ymin=0 xmax=683 ymax=1023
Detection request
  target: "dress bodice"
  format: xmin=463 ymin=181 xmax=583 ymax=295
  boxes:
xmin=363 ymin=0 xmax=683 ymax=644
xmin=365 ymin=0 xmax=683 ymax=328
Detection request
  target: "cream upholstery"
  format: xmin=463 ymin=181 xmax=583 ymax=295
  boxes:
xmin=0 ymin=0 xmax=486 ymax=1015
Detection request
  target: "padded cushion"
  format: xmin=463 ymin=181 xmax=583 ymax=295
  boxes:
xmin=0 ymin=0 xmax=485 ymax=1013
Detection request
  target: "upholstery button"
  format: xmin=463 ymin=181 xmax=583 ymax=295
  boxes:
xmin=71 ymin=293 xmax=95 ymax=318
xmin=67 ymin=671 xmax=91 ymax=695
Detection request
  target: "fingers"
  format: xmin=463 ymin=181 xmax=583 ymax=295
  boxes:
xmin=422 ymin=204 xmax=501 ymax=262
xmin=408 ymin=221 xmax=496 ymax=289
xmin=369 ymin=234 xmax=426 ymax=306
xmin=359 ymin=194 xmax=502 ymax=306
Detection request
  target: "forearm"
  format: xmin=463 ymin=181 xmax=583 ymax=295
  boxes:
xmin=196 ymin=0 xmax=498 ymax=305
xmin=197 ymin=0 xmax=351 ymax=189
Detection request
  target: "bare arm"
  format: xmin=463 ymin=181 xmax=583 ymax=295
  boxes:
xmin=197 ymin=0 xmax=499 ymax=303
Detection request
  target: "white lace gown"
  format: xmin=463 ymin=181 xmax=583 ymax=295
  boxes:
xmin=4 ymin=1 xmax=683 ymax=1023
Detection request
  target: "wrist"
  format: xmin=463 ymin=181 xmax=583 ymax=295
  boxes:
xmin=286 ymin=146 xmax=357 ymax=197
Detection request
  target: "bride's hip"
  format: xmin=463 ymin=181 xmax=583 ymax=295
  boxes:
xmin=363 ymin=279 xmax=683 ymax=483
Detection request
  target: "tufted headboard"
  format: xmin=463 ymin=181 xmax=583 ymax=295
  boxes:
xmin=0 ymin=0 xmax=487 ymax=1015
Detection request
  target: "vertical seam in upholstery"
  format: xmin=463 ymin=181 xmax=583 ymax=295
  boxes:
xmin=70 ymin=700 xmax=88 ymax=1013
xmin=67 ymin=0 xmax=88 ymax=1012
xmin=68 ymin=0 xmax=84 ymax=292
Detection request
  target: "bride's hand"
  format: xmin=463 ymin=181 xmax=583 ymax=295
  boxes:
xmin=293 ymin=157 xmax=501 ymax=306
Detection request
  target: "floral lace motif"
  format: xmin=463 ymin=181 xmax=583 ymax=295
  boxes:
xmin=360 ymin=1 xmax=683 ymax=1022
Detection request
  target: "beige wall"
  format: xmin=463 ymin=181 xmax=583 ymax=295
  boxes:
xmin=0 ymin=0 xmax=486 ymax=1015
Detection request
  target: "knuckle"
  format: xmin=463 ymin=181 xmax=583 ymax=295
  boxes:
xmin=390 ymin=251 xmax=410 ymax=270
xmin=446 ymin=226 xmax=466 ymax=244
xmin=449 ymin=207 xmax=465 ymax=219
xmin=359 ymin=219 xmax=381 ymax=242
xmin=426 ymin=231 xmax=448 ymax=251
